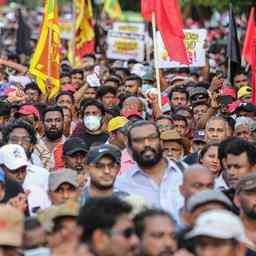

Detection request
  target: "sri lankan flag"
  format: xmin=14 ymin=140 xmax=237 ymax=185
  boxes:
xmin=103 ymin=0 xmax=122 ymax=19
xmin=29 ymin=0 xmax=60 ymax=99
xmin=69 ymin=0 xmax=95 ymax=66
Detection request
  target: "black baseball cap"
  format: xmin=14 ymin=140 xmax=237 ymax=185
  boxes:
xmin=63 ymin=137 xmax=88 ymax=156
xmin=87 ymin=144 xmax=121 ymax=164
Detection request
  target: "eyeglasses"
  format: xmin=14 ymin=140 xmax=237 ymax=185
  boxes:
xmin=94 ymin=162 xmax=118 ymax=171
xmin=110 ymin=227 xmax=136 ymax=239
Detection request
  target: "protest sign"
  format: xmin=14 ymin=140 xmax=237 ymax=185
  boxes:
xmin=157 ymin=29 xmax=207 ymax=68
xmin=107 ymin=31 xmax=145 ymax=62
xmin=112 ymin=21 xmax=145 ymax=35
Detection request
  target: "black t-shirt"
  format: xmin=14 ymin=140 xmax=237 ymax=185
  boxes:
xmin=183 ymin=152 xmax=199 ymax=165
xmin=72 ymin=122 xmax=109 ymax=148
xmin=1 ymin=176 xmax=24 ymax=203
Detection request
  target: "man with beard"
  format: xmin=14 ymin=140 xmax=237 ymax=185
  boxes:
xmin=62 ymin=137 xmax=89 ymax=189
xmin=235 ymin=173 xmax=256 ymax=249
xmin=80 ymin=144 xmax=128 ymax=205
xmin=41 ymin=106 xmax=65 ymax=171
xmin=115 ymin=121 xmax=183 ymax=222
xmin=134 ymin=209 xmax=178 ymax=256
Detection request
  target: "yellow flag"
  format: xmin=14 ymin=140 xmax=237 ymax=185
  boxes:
xmin=68 ymin=0 xmax=95 ymax=66
xmin=29 ymin=0 xmax=60 ymax=99
xmin=103 ymin=0 xmax=122 ymax=19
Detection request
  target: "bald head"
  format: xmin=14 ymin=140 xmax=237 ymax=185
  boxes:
xmin=180 ymin=164 xmax=214 ymax=202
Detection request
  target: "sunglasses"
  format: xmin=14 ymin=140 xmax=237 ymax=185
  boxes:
xmin=110 ymin=227 xmax=136 ymax=239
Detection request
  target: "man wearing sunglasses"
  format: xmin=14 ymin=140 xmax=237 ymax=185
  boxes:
xmin=78 ymin=197 xmax=140 ymax=256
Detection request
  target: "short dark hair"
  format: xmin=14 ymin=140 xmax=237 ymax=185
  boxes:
xmin=134 ymin=209 xmax=175 ymax=238
xmin=24 ymin=82 xmax=41 ymax=95
xmin=60 ymin=71 xmax=71 ymax=78
xmin=125 ymin=75 xmax=142 ymax=87
xmin=80 ymin=98 xmax=105 ymax=117
xmin=225 ymin=138 xmax=256 ymax=166
xmin=77 ymin=197 xmax=132 ymax=242
xmin=24 ymin=217 xmax=42 ymax=231
xmin=128 ymin=120 xmax=160 ymax=147
xmin=71 ymin=69 xmax=84 ymax=80
xmin=199 ymin=142 xmax=219 ymax=162
xmin=2 ymin=119 xmax=37 ymax=145
xmin=97 ymin=86 xmax=117 ymax=98
xmin=42 ymin=105 xmax=64 ymax=121
xmin=55 ymin=91 xmax=75 ymax=104
xmin=172 ymin=114 xmax=188 ymax=126
xmin=169 ymin=86 xmax=189 ymax=101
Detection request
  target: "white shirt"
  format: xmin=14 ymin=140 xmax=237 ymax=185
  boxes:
xmin=115 ymin=159 xmax=183 ymax=224
xmin=23 ymin=164 xmax=49 ymax=192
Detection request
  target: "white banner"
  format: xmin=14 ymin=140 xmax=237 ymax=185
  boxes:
xmin=107 ymin=31 xmax=145 ymax=62
xmin=112 ymin=22 xmax=145 ymax=35
xmin=157 ymin=29 xmax=207 ymax=68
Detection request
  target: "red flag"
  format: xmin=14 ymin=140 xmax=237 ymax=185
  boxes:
xmin=242 ymin=7 xmax=256 ymax=103
xmin=155 ymin=0 xmax=188 ymax=65
xmin=141 ymin=0 xmax=155 ymax=22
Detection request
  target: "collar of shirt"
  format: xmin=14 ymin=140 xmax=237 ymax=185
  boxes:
xmin=130 ymin=158 xmax=180 ymax=177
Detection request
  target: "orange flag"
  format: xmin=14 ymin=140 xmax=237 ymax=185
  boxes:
xmin=29 ymin=0 xmax=60 ymax=99
xmin=69 ymin=0 xmax=95 ymax=66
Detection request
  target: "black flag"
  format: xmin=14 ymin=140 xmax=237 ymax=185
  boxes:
xmin=227 ymin=4 xmax=241 ymax=85
xmin=16 ymin=8 xmax=32 ymax=55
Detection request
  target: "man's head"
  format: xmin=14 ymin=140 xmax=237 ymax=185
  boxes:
xmin=108 ymin=116 xmax=128 ymax=150
xmin=23 ymin=217 xmax=46 ymax=250
xmin=156 ymin=116 xmax=174 ymax=133
xmin=192 ymin=102 xmax=209 ymax=123
xmin=224 ymin=138 xmax=256 ymax=188
xmin=172 ymin=114 xmax=188 ymax=137
xmin=24 ymin=82 xmax=41 ymax=104
xmin=71 ymin=69 xmax=84 ymax=89
xmin=43 ymin=105 xmax=64 ymax=141
xmin=235 ymin=173 xmax=256 ymax=221
xmin=205 ymin=116 xmax=228 ymax=143
xmin=234 ymin=117 xmax=253 ymax=141
xmin=121 ymin=97 xmax=146 ymax=120
xmin=180 ymin=164 xmax=214 ymax=204
xmin=97 ymin=86 xmax=118 ymax=109
xmin=16 ymin=105 xmax=40 ymax=129
xmin=48 ymin=169 xmax=80 ymax=205
xmin=125 ymin=75 xmax=142 ymax=96
xmin=186 ymin=209 xmax=246 ymax=256
xmin=78 ymin=197 xmax=139 ymax=256
xmin=192 ymin=130 xmax=206 ymax=152
xmin=169 ymin=86 xmax=189 ymax=110
xmin=2 ymin=119 xmax=37 ymax=159
xmin=128 ymin=121 xmax=163 ymax=168
xmin=60 ymin=71 xmax=71 ymax=86
xmin=186 ymin=190 xmax=233 ymax=225
xmin=189 ymin=87 xmax=209 ymax=106
xmin=87 ymin=144 xmax=121 ymax=192
xmin=62 ymin=137 xmax=88 ymax=173
xmin=81 ymin=99 xmax=105 ymax=133
xmin=160 ymin=129 xmax=190 ymax=161
xmin=134 ymin=209 xmax=177 ymax=256
xmin=0 ymin=144 xmax=28 ymax=184
xmin=56 ymin=91 xmax=74 ymax=110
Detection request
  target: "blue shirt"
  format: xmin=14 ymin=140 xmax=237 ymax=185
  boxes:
xmin=115 ymin=159 xmax=184 ymax=223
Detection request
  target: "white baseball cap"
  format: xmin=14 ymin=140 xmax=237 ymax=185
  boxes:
xmin=0 ymin=144 xmax=28 ymax=171
xmin=186 ymin=209 xmax=246 ymax=243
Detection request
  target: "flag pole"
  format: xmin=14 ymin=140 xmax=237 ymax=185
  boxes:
xmin=71 ymin=0 xmax=76 ymax=67
xmin=152 ymin=12 xmax=162 ymax=109
xmin=48 ymin=27 xmax=52 ymax=84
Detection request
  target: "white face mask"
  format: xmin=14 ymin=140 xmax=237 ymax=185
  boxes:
xmin=83 ymin=115 xmax=102 ymax=131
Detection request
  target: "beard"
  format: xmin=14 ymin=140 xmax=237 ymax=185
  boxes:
xmin=45 ymin=128 xmax=63 ymax=141
xmin=241 ymin=199 xmax=256 ymax=220
xmin=132 ymin=145 xmax=163 ymax=168
xmin=90 ymin=179 xmax=114 ymax=191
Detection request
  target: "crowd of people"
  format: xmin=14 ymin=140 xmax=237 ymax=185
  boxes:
xmin=0 ymin=2 xmax=255 ymax=256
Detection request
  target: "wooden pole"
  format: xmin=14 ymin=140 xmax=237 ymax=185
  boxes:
xmin=152 ymin=12 xmax=162 ymax=109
